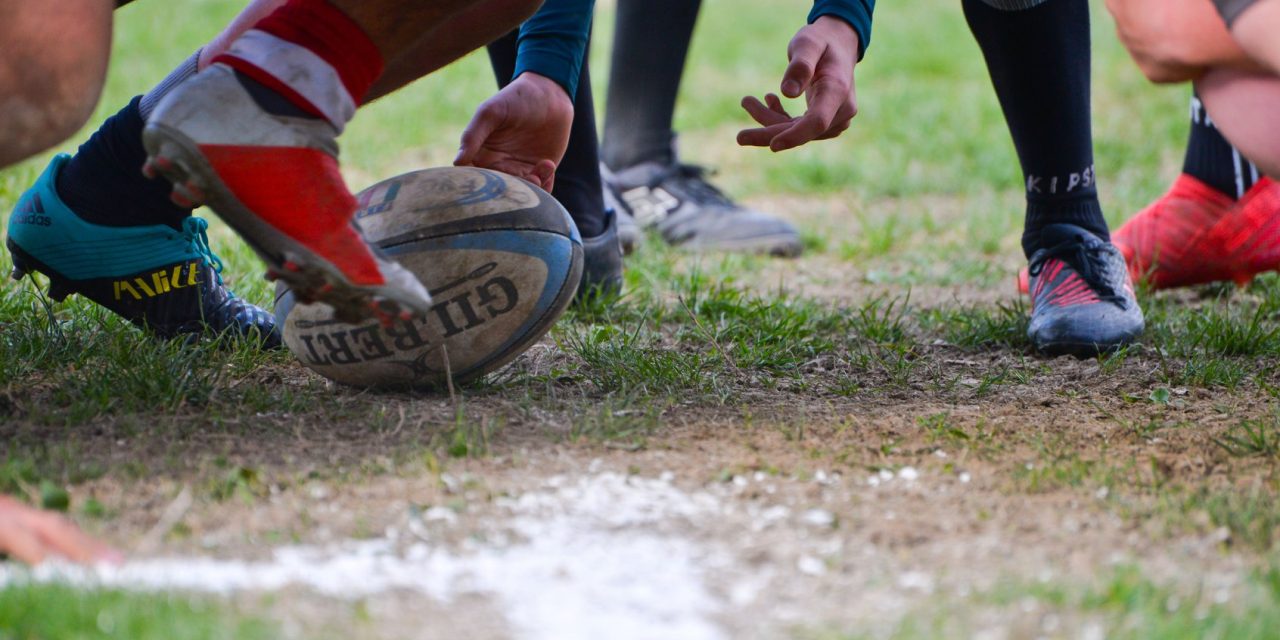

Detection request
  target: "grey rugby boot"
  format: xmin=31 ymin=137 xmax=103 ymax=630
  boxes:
xmin=576 ymin=208 xmax=625 ymax=305
xmin=612 ymin=204 xmax=642 ymax=256
xmin=602 ymin=160 xmax=803 ymax=257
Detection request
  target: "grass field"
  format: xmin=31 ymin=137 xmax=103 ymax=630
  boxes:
xmin=3 ymin=0 xmax=1280 ymax=638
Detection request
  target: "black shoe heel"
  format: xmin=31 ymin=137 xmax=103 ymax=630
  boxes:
xmin=6 ymin=239 xmax=31 ymax=281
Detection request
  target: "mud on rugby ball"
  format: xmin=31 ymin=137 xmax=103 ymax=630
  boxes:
xmin=274 ymin=167 xmax=582 ymax=389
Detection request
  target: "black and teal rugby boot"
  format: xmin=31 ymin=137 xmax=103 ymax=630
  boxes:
xmin=1026 ymin=224 xmax=1144 ymax=357
xmin=7 ymin=155 xmax=280 ymax=347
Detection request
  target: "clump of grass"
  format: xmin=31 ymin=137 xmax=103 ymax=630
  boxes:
xmin=560 ymin=323 xmax=722 ymax=398
xmin=1213 ymin=415 xmax=1280 ymax=459
xmin=0 ymin=583 xmax=276 ymax=640
xmin=919 ymin=301 xmax=1029 ymax=350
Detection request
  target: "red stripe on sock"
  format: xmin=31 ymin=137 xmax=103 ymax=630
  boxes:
xmin=213 ymin=55 xmax=328 ymax=120
xmin=254 ymin=0 xmax=384 ymax=105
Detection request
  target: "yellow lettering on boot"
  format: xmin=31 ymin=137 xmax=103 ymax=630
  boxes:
xmin=115 ymin=280 xmax=143 ymax=301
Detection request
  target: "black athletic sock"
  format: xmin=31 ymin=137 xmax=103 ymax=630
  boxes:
xmin=57 ymin=96 xmax=192 ymax=230
xmin=1183 ymin=91 xmax=1260 ymax=199
xmin=487 ymin=31 xmax=607 ymax=238
xmin=962 ymin=0 xmax=1109 ymax=258
xmin=600 ymin=0 xmax=703 ymax=170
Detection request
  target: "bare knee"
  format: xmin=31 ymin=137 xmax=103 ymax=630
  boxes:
xmin=0 ymin=1 xmax=112 ymax=167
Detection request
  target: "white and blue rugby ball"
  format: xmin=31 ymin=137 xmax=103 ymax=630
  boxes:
xmin=274 ymin=167 xmax=583 ymax=390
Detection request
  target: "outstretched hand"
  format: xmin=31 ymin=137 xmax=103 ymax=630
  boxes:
xmin=455 ymin=72 xmax=574 ymax=191
xmin=738 ymin=16 xmax=861 ymax=152
xmin=0 ymin=494 xmax=120 ymax=566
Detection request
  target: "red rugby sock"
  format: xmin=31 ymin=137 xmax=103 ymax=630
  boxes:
xmin=212 ymin=0 xmax=384 ymax=131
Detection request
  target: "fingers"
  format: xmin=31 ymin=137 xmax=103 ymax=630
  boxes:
xmin=1 ymin=497 xmax=120 ymax=566
xmin=531 ymin=159 xmax=556 ymax=191
xmin=741 ymin=94 xmax=791 ymax=127
xmin=35 ymin=511 xmax=119 ymax=565
xmin=782 ymin=33 xmax=825 ymax=98
xmin=0 ymin=519 xmax=49 ymax=565
xmin=737 ymin=122 xmax=793 ymax=147
xmin=768 ymin=80 xmax=849 ymax=151
xmin=814 ymin=97 xmax=858 ymax=141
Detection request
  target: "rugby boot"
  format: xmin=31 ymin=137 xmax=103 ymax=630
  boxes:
xmin=1016 ymin=175 xmax=1280 ymax=292
xmin=614 ymin=204 xmax=642 ymax=255
xmin=576 ymin=208 xmax=624 ymax=305
xmin=602 ymin=159 xmax=803 ymax=256
xmin=1026 ymin=223 xmax=1144 ymax=357
xmin=7 ymin=155 xmax=280 ymax=346
xmin=141 ymin=64 xmax=432 ymax=326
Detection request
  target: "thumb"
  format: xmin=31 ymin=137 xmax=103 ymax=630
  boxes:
xmin=782 ymin=34 xmax=823 ymax=98
xmin=454 ymin=104 xmax=502 ymax=166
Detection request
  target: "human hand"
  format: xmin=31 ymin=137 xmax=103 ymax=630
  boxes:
xmin=0 ymin=494 xmax=120 ymax=565
xmin=454 ymin=72 xmax=574 ymax=191
xmin=738 ymin=16 xmax=860 ymax=152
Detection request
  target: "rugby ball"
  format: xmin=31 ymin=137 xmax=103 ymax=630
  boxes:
xmin=274 ymin=167 xmax=582 ymax=389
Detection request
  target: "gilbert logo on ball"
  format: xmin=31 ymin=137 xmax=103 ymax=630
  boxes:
xmin=275 ymin=167 xmax=583 ymax=390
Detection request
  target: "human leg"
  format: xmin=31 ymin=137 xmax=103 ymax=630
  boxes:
xmin=599 ymin=0 xmax=802 ymax=256
xmin=0 ymin=0 xmax=114 ymax=168
xmin=963 ymin=0 xmax=1142 ymax=355
xmin=142 ymin=0 xmax=542 ymax=325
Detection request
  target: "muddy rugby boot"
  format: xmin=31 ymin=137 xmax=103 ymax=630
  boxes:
xmin=1026 ymin=223 xmax=1144 ymax=357
xmin=1017 ymin=175 xmax=1280 ymax=292
xmin=142 ymin=64 xmax=432 ymax=326
xmin=7 ymin=155 xmax=279 ymax=346
xmin=602 ymin=160 xmax=803 ymax=256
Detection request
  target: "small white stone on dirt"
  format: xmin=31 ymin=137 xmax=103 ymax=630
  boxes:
xmin=1082 ymin=622 xmax=1105 ymax=640
xmin=879 ymin=469 xmax=895 ymax=481
xmin=898 ymin=467 xmax=919 ymax=482
xmin=814 ymin=470 xmax=830 ymax=485
xmin=732 ymin=475 xmax=749 ymax=487
xmin=802 ymin=509 xmax=836 ymax=527
xmin=753 ymin=471 xmax=767 ymax=482
xmin=307 ymin=484 xmax=330 ymax=500
xmin=423 ymin=506 xmax=457 ymax=524
xmin=1095 ymin=487 xmax=1109 ymax=500
xmin=797 ymin=555 xmax=826 ymax=576
xmin=896 ymin=571 xmax=933 ymax=592
xmin=659 ymin=471 xmax=675 ymax=483
xmin=934 ymin=450 xmax=948 ymax=458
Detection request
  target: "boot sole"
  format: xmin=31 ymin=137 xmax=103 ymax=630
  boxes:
xmin=141 ymin=123 xmax=427 ymax=327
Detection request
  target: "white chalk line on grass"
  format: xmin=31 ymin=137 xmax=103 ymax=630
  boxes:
xmin=4 ymin=473 xmax=728 ymax=640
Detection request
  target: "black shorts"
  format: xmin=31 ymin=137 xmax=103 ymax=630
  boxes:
xmin=1213 ymin=0 xmax=1260 ymax=27
xmin=116 ymin=0 xmax=137 ymax=7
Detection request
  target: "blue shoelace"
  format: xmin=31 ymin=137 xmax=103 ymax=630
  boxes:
xmin=181 ymin=217 xmax=227 ymax=286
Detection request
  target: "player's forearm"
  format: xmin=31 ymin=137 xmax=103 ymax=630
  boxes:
xmin=513 ymin=0 xmax=595 ymax=99
xmin=809 ymin=0 xmax=874 ymax=59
